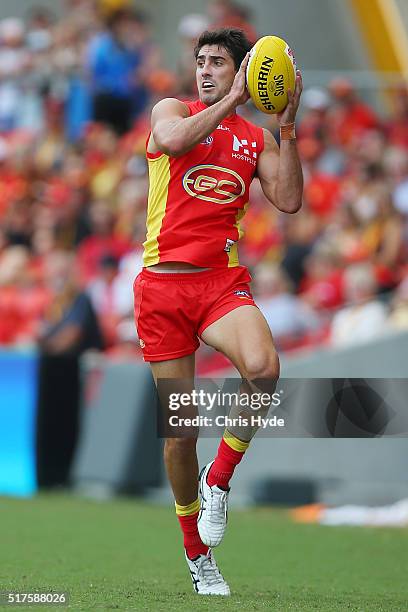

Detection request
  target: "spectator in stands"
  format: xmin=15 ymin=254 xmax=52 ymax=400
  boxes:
xmin=254 ymin=264 xmax=319 ymax=343
xmin=26 ymin=7 xmax=54 ymax=52
xmin=299 ymin=88 xmax=330 ymax=142
xmin=0 ymin=245 xmax=49 ymax=345
xmin=33 ymin=98 xmax=67 ymax=173
xmin=0 ymin=246 xmax=29 ymax=344
xmin=127 ymin=10 xmax=170 ymax=106
xmin=323 ymin=202 xmax=369 ymax=265
xmin=299 ymin=87 xmax=345 ymax=177
xmin=353 ymin=128 xmax=387 ymax=166
xmin=386 ymin=86 xmax=408 ymax=150
xmin=36 ymin=248 xmax=103 ymax=489
xmin=114 ymin=173 xmax=148 ymax=243
xmin=3 ymin=198 xmax=32 ymax=248
xmin=87 ymin=253 xmax=121 ymax=345
xmin=207 ymin=0 xmax=257 ymax=43
xmin=77 ymin=200 xmax=132 ymax=282
xmin=343 ymin=161 xmax=403 ymax=288
xmin=346 ymin=161 xmax=390 ymax=222
xmin=328 ymin=77 xmax=379 ymax=148
xmin=94 ymin=249 xmax=143 ymax=355
xmin=56 ymin=7 xmax=94 ymax=142
xmin=86 ymin=126 xmax=124 ymax=200
xmin=20 ymin=8 xmax=55 ymax=133
xmin=85 ymin=8 xmax=147 ymax=134
xmin=39 ymin=250 xmax=103 ymax=354
xmin=330 ymin=263 xmax=388 ymax=347
xmin=90 ymin=248 xmax=142 ymax=356
xmin=300 ymin=243 xmax=344 ymax=311
xmin=300 ymin=137 xmax=342 ymax=219
xmin=281 ymin=210 xmax=319 ymax=291
xmin=31 ymin=226 xmax=57 ymax=274
xmin=369 ymin=197 xmax=403 ymax=290
xmin=0 ymin=18 xmax=30 ymax=132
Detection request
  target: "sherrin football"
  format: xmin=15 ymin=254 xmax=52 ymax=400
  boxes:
xmin=246 ymin=35 xmax=297 ymax=114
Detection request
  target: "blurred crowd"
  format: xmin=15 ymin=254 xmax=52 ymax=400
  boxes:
xmin=0 ymin=0 xmax=407 ymax=369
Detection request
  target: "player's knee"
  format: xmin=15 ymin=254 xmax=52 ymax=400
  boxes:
xmin=241 ymin=350 xmax=280 ymax=384
xmin=165 ymin=437 xmax=197 ymax=458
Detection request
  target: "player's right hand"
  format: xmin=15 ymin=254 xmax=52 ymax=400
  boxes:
xmin=229 ymin=53 xmax=250 ymax=107
xmin=277 ymin=69 xmax=303 ymax=126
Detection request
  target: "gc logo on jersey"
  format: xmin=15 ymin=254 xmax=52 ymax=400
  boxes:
xmin=183 ymin=164 xmax=245 ymax=204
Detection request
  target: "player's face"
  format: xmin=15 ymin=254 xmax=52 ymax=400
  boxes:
xmin=196 ymin=45 xmax=237 ymax=105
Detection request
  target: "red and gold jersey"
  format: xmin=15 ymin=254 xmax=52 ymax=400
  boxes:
xmin=143 ymin=99 xmax=264 ymax=268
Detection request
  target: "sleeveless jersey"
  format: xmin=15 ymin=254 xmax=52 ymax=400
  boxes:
xmin=143 ymin=99 xmax=264 ymax=268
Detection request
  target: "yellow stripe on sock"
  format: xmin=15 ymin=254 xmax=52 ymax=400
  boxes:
xmin=224 ymin=431 xmax=250 ymax=453
xmin=175 ymin=498 xmax=200 ymax=516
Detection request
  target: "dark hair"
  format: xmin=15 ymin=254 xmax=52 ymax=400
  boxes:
xmin=194 ymin=28 xmax=252 ymax=71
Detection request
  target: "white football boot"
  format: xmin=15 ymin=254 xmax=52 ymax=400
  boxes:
xmin=185 ymin=549 xmax=230 ymax=596
xmin=197 ymin=461 xmax=229 ymax=547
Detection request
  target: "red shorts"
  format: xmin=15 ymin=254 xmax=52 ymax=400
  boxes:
xmin=133 ymin=266 xmax=256 ymax=362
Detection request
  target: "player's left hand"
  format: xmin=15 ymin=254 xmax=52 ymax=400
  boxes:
xmin=277 ymin=69 xmax=303 ymax=126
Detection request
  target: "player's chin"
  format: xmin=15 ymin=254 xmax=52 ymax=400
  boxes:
xmin=200 ymin=90 xmax=220 ymax=105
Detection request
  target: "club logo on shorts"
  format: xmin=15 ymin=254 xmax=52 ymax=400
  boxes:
xmin=183 ymin=165 xmax=245 ymax=204
xmin=139 ymin=339 xmax=145 ymax=348
xmin=224 ymin=238 xmax=236 ymax=252
xmin=234 ymin=290 xmax=251 ymax=299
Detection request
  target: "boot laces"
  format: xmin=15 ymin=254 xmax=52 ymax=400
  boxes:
xmin=197 ymin=551 xmax=223 ymax=586
xmin=209 ymin=488 xmax=228 ymax=522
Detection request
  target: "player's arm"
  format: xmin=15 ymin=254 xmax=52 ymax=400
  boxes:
xmin=150 ymin=55 xmax=250 ymax=157
xmin=256 ymin=129 xmax=303 ymax=213
xmin=256 ymin=70 xmax=303 ymax=214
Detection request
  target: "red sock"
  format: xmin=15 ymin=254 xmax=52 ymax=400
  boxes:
xmin=207 ymin=434 xmax=249 ymax=489
xmin=177 ymin=511 xmax=208 ymax=560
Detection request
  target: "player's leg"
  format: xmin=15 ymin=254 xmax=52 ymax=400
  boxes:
xmin=151 ymin=354 xmax=229 ymax=594
xmin=202 ymin=302 xmax=279 ymax=445
xmin=150 ymin=355 xmax=198 ymax=507
xmin=135 ymin=269 xmax=202 ymax=508
xmin=197 ymin=304 xmax=279 ymax=546
xmin=152 ymin=356 xmax=205 ymax=558
xmin=134 ymin=268 xmax=230 ymax=592
xmin=201 ymin=304 xmax=279 ymax=383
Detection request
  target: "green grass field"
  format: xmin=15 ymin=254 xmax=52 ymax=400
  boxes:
xmin=1 ymin=494 xmax=407 ymax=611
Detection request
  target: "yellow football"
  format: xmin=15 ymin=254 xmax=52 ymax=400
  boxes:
xmin=246 ymin=35 xmax=297 ymax=114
